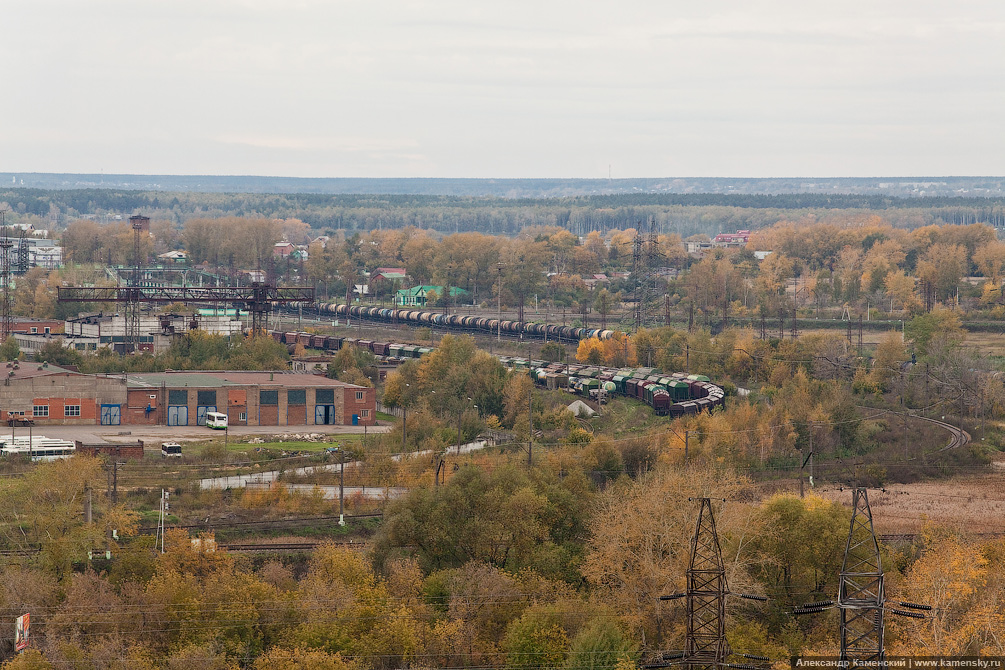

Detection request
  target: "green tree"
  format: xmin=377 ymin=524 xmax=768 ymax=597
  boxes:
xmin=327 ymin=344 xmax=377 ymax=386
xmin=374 ymin=464 xmax=591 ymax=581
xmin=35 ymin=340 xmax=83 ymax=367
xmin=0 ymin=335 xmax=20 ymax=361
xmin=504 ymin=605 xmax=569 ymax=670
xmin=746 ymin=494 xmax=850 ymax=624
xmin=565 ymin=617 xmax=638 ymax=670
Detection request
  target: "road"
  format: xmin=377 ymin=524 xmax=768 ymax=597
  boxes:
xmin=4 ymin=423 xmax=391 ymax=447
xmin=198 ymin=439 xmax=489 ymax=490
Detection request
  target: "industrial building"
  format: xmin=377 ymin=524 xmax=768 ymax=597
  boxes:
xmin=0 ymin=364 xmax=376 ymax=428
xmin=16 ymin=312 xmax=244 ymax=357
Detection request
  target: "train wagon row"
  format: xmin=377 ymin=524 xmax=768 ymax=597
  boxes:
xmin=267 ymin=328 xmax=725 ymax=419
xmin=528 ymin=361 xmax=725 ymax=418
xmin=301 ymin=303 xmax=617 ymax=342
xmin=267 ymin=330 xmax=435 ymax=361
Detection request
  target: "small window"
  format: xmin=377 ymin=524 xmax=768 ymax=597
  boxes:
xmin=44 ymin=327 xmax=50 ymax=334
xmin=361 ymin=409 xmax=370 ymax=418
xmin=239 ymin=412 xmax=247 ymax=422
xmin=64 ymin=405 xmax=81 ymax=417
xmin=355 ymin=391 xmax=365 ymax=401
xmin=33 ymin=405 xmax=48 ymax=418
xmin=30 ymin=327 xmax=37 ymax=334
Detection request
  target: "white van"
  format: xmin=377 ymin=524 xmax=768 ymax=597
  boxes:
xmin=161 ymin=442 xmax=183 ymax=457
xmin=205 ymin=411 xmax=228 ymax=429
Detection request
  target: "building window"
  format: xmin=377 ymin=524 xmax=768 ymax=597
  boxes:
xmin=44 ymin=327 xmax=50 ymax=334
xmin=240 ymin=412 xmax=247 ymax=422
xmin=64 ymin=405 xmax=81 ymax=417
xmin=30 ymin=327 xmax=37 ymax=334
xmin=33 ymin=405 xmax=48 ymax=418
xmin=355 ymin=391 xmax=365 ymax=401
xmin=361 ymin=409 xmax=370 ymax=418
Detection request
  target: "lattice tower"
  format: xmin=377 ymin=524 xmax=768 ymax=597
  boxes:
xmin=839 ymin=487 xmax=884 ymax=662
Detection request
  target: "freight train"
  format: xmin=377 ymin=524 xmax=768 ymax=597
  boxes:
xmin=267 ymin=329 xmax=724 ymax=418
xmin=527 ymin=362 xmax=725 ymax=417
xmin=298 ymin=303 xmax=617 ymax=341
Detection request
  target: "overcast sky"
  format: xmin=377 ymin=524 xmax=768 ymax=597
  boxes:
xmin=2 ymin=1 xmax=1003 ymax=179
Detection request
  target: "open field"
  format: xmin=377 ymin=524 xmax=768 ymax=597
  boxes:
xmin=814 ymin=466 xmax=1005 ymax=536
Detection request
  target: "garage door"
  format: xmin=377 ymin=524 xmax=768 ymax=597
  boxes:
xmin=167 ymin=406 xmax=188 ymax=426
xmin=315 ymin=405 xmax=336 ymax=425
xmin=100 ymin=405 xmax=121 ymax=426
xmin=196 ymin=405 xmax=217 ymax=427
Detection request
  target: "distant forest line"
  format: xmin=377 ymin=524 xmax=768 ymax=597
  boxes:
xmin=3 ymin=186 xmax=1005 ymax=237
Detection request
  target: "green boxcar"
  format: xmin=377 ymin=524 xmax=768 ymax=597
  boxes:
xmin=612 ymin=375 xmax=628 ymax=395
xmin=669 ymin=380 xmax=689 ymax=402
xmin=388 ymin=344 xmax=404 ymax=358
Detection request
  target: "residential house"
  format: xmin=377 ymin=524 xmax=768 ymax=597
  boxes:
xmin=396 ymin=285 xmax=470 ymax=307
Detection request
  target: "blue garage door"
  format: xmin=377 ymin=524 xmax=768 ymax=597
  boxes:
xmin=196 ymin=405 xmax=217 ymax=426
xmin=167 ymin=406 xmax=188 ymax=426
xmin=315 ymin=405 xmax=336 ymax=425
xmin=100 ymin=404 xmax=121 ymax=426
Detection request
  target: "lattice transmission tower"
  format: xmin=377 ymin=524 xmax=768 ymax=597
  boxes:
xmin=125 ymin=215 xmax=149 ymax=353
xmin=795 ymin=487 xmax=929 ymax=660
xmin=839 ymin=487 xmax=885 ymax=662
xmin=630 ymin=217 xmax=664 ymax=332
xmin=649 ymin=498 xmax=768 ymax=670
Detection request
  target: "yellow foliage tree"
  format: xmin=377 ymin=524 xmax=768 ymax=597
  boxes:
xmin=576 ymin=337 xmax=605 ymax=364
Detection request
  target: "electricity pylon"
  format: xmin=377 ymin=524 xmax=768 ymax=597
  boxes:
xmin=795 ymin=487 xmax=930 ymax=661
xmin=839 ymin=487 xmax=885 ymax=662
xmin=649 ymin=498 xmax=769 ymax=670
xmin=686 ymin=497 xmax=728 ymax=667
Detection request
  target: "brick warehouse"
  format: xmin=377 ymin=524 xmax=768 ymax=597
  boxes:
xmin=0 ymin=364 xmax=376 ymax=428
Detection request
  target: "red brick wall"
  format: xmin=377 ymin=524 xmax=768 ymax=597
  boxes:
xmin=32 ymin=397 xmax=97 ymax=424
xmin=342 ymin=387 xmax=376 ymax=425
xmin=125 ymin=389 xmax=160 ymax=425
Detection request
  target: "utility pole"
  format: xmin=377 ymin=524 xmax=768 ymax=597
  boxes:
xmin=527 ymin=382 xmax=533 ymax=466
xmin=84 ymin=484 xmax=92 ymax=524
xmin=684 ymin=430 xmax=689 ymax=462
xmin=497 ymin=263 xmax=505 ymax=342
xmin=156 ymin=489 xmax=169 ymax=553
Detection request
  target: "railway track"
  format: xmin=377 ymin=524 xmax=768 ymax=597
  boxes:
xmin=856 ymin=406 xmax=971 ymax=455
xmin=218 ymin=540 xmax=367 ymax=553
xmin=136 ymin=512 xmax=382 ymax=535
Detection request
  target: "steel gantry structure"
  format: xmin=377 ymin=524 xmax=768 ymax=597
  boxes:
xmin=57 ymin=284 xmax=315 ymax=338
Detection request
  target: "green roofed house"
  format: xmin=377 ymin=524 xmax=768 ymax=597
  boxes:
xmin=396 ymin=285 xmax=470 ymax=307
